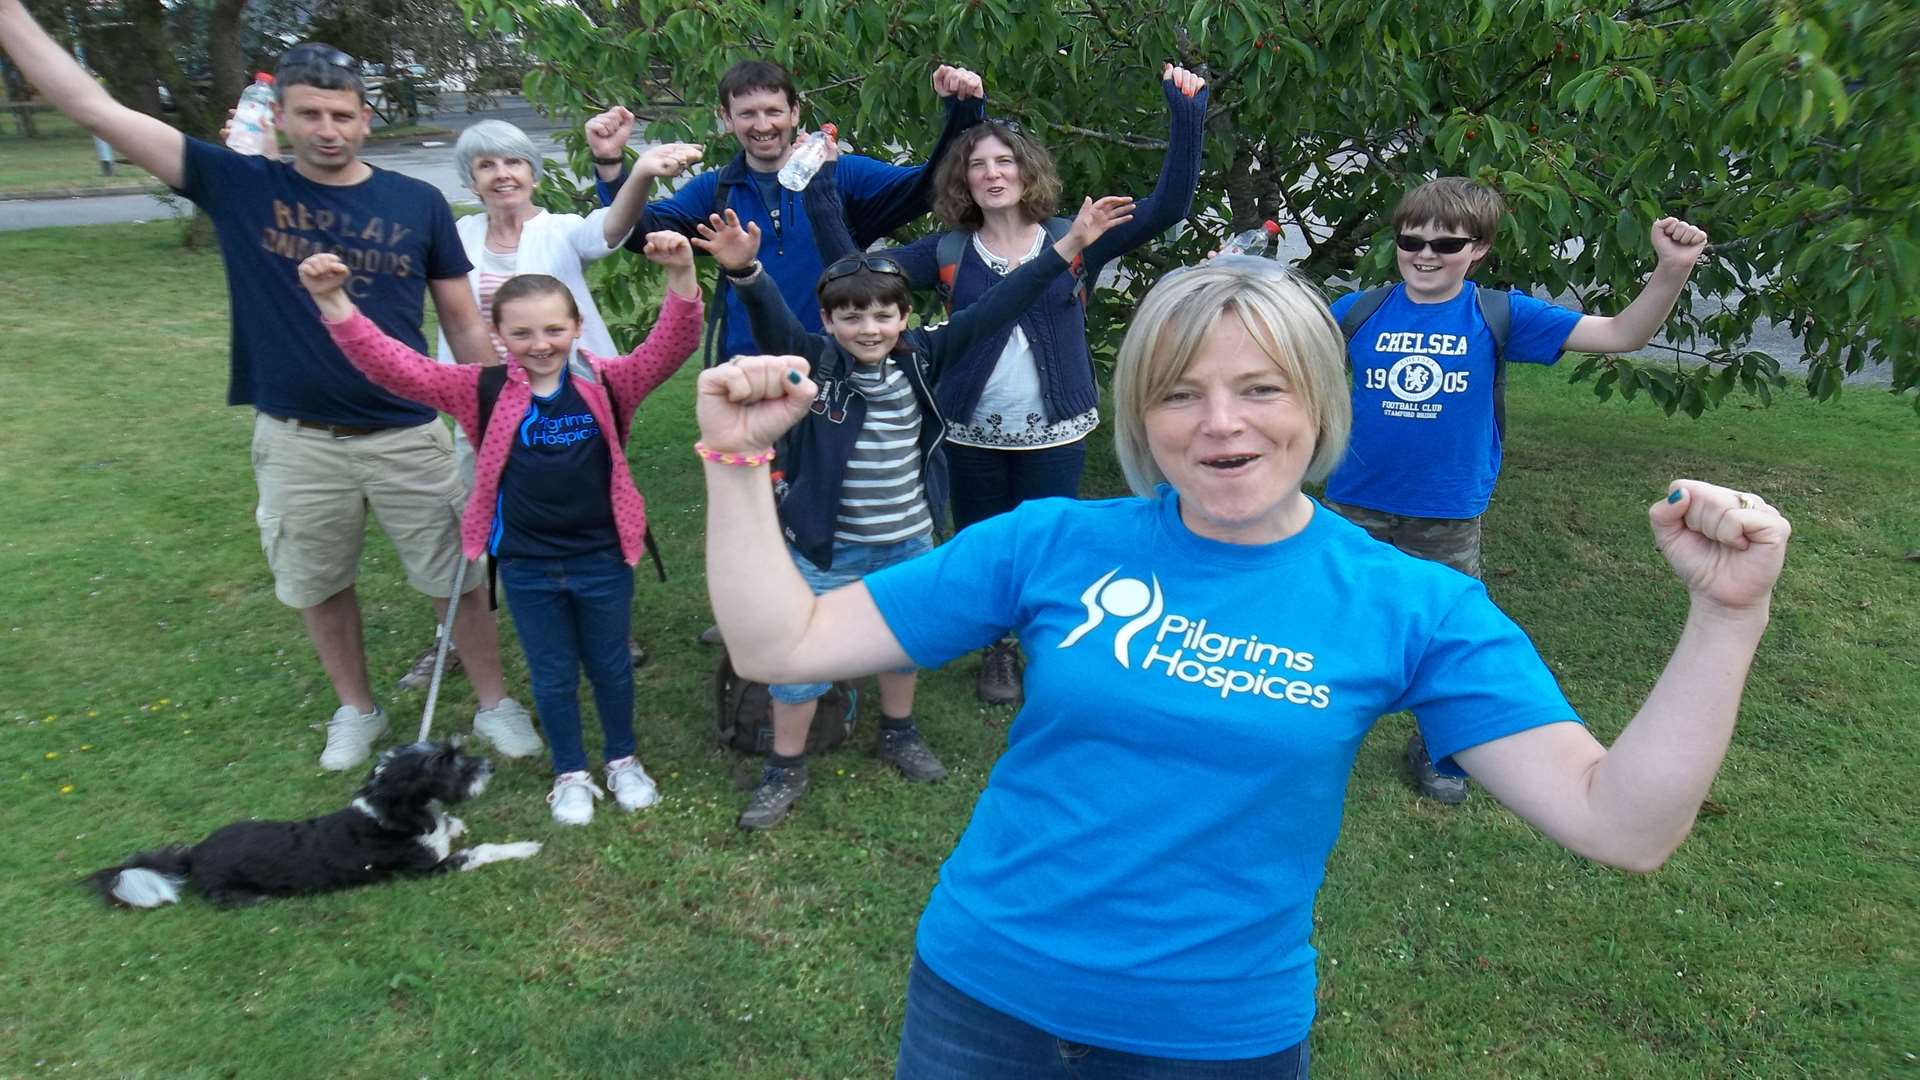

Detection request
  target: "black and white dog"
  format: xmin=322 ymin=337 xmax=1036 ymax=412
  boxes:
xmin=86 ymin=739 xmax=541 ymax=908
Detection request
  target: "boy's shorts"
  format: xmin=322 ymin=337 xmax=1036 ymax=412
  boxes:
xmin=1325 ymin=500 xmax=1482 ymax=579
xmin=251 ymin=412 xmax=481 ymax=609
xmin=768 ymin=534 xmax=933 ymax=705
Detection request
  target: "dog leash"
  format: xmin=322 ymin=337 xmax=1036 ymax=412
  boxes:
xmin=417 ymin=555 xmax=469 ymax=744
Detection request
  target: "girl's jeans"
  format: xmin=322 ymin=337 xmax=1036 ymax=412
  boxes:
xmin=497 ymin=549 xmax=635 ymax=774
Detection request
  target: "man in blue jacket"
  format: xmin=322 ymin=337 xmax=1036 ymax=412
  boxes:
xmin=586 ymin=60 xmax=985 ymax=365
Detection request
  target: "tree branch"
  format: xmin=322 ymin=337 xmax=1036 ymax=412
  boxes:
xmin=1054 ymin=122 xmax=1166 ymax=150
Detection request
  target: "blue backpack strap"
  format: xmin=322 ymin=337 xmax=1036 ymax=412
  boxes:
xmin=1475 ymin=285 xmax=1512 ymax=438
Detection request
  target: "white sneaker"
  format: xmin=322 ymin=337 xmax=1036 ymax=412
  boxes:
xmin=547 ymin=771 xmax=604 ymax=826
xmin=604 ymin=756 xmax=661 ymax=812
xmin=319 ymin=705 xmax=389 ymax=771
xmin=473 ymin=697 xmax=542 ymax=758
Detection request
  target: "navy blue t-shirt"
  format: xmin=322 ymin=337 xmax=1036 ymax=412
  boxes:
xmin=174 ymin=137 xmax=471 ymax=427
xmin=489 ymin=370 xmax=618 ymax=559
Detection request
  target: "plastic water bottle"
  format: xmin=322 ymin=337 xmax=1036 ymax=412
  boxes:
xmin=226 ymin=72 xmax=277 ymax=156
xmin=1219 ymin=219 xmax=1281 ymax=258
xmin=777 ymin=123 xmax=838 ymax=191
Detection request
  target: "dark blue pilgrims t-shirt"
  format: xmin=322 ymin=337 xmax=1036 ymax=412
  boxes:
xmin=489 ymin=370 xmax=618 ymax=559
xmin=174 ymin=137 xmax=471 ymax=428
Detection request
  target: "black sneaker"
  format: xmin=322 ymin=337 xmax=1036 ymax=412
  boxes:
xmin=738 ymin=762 xmax=809 ymax=830
xmin=975 ymin=640 xmax=1023 ymax=705
xmin=1404 ymin=731 xmax=1468 ymax=804
xmin=395 ymin=640 xmax=461 ymax=692
xmin=877 ymin=727 xmax=948 ymax=783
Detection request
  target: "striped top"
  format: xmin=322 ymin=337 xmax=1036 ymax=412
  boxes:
xmin=835 ymin=358 xmax=932 ymax=544
xmin=474 ymin=245 xmax=518 ymax=363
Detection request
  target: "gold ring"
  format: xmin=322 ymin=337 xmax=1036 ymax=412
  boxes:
xmin=1737 ymin=494 xmax=1754 ymax=510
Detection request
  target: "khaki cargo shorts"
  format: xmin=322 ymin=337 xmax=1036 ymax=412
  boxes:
xmin=251 ymin=412 xmax=482 ymax=609
xmin=1325 ymin=499 xmax=1483 ymax=579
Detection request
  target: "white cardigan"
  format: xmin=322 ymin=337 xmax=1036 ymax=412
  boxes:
xmin=434 ymin=207 xmax=632 ymax=364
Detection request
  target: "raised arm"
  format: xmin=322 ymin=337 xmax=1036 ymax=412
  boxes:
xmin=698 ymin=354 xmax=914 ymax=682
xmin=0 ymin=0 xmax=184 ymax=188
xmin=299 ymin=255 xmax=484 ymax=427
xmin=691 ymin=209 xmax=821 ymax=357
xmin=1079 ymin=65 xmax=1209 ymax=276
xmin=839 ymin=66 xmax=987 ymax=245
xmin=800 ymin=153 xmax=861 ymax=264
xmin=1561 ymin=218 xmax=1709 ymax=354
xmin=594 ymin=232 xmax=705 ymax=410
xmin=1454 ymin=479 xmax=1789 ymax=872
xmin=600 ymin=140 xmax=704 ymax=248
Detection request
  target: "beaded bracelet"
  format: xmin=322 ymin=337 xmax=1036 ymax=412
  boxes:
xmin=693 ymin=441 xmax=776 ymax=467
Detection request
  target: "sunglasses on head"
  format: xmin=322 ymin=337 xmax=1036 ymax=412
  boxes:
xmin=1395 ymin=233 xmax=1479 ymax=255
xmin=280 ymin=43 xmax=356 ymax=70
xmin=987 ymin=118 xmax=1028 ymax=137
xmin=821 ymin=255 xmax=908 ymax=282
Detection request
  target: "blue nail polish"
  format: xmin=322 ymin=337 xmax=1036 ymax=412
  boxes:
xmin=787 ymin=370 xmax=802 ymax=385
xmin=1666 ymin=489 xmax=1684 ymax=503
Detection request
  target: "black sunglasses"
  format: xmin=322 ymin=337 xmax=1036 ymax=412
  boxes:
xmin=986 ymin=118 xmax=1028 ymax=137
xmin=1395 ymin=233 xmax=1479 ymax=255
xmin=280 ymin=43 xmax=356 ymax=70
xmin=821 ymin=255 xmax=908 ymax=282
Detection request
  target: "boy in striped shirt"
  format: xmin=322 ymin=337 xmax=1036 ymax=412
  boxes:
xmin=693 ymin=174 xmax=1132 ymax=829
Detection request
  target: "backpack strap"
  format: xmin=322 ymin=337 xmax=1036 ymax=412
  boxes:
xmin=1336 ymin=284 xmax=1398 ymax=343
xmin=700 ymin=172 xmax=744 ymax=368
xmin=935 ymin=218 xmax=1087 ymax=315
xmin=1474 ymin=286 xmax=1512 ymax=438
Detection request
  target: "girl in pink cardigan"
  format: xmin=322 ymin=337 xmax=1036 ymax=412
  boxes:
xmin=298 ymin=235 xmax=701 ymax=826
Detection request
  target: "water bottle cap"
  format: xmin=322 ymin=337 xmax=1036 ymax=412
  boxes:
xmin=1262 ymin=220 xmax=1279 ymax=233
xmin=255 ymin=72 xmax=275 ymax=84
xmin=819 ymin=123 xmax=838 ymax=136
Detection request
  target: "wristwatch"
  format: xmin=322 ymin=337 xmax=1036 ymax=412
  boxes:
xmin=722 ymin=260 xmax=762 ymax=281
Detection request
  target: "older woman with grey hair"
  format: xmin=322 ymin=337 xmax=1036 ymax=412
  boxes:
xmin=435 ymin=119 xmax=702 ymax=367
xmin=687 ymin=257 xmax=1792 ymax=1076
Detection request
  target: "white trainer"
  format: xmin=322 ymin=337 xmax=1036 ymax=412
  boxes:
xmin=319 ymin=705 xmax=389 ymax=771
xmin=547 ymin=771 xmax=604 ymax=826
xmin=604 ymin=756 xmax=661 ymax=812
xmin=473 ymin=697 xmax=542 ymax=758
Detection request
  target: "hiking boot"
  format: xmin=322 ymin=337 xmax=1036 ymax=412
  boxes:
xmin=738 ymin=762 xmax=809 ymax=831
xmin=395 ymin=640 xmax=461 ymax=692
xmin=547 ymin=771 xmax=605 ymax=826
xmin=1404 ymin=731 xmax=1468 ymax=805
xmin=975 ymin=640 xmax=1023 ymax=705
xmin=473 ymin=697 xmax=542 ymax=758
xmin=604 ymin=756 xmax=660 ymax=812
xmin=319 ymin=705 xmax=388 ymax=771
xmin=698 ymin=624 xmax=724 ymax=646
xmin=628 ymin=639 xmax=648 ymax=668
xmin=876 ymin=726 xmax=948 ymax=783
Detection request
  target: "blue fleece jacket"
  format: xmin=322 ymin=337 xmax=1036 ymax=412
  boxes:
xmin=595 ymin=96 xmax=985 ymax=362
xmin=882 ymin=79 xmax=1207 ymax=426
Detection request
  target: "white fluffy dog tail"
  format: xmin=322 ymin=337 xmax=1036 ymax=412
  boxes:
xmin=87 ymin=846 xmax=192 ymax=909
xmin=109 ymin=868 xmax=185 ymax=908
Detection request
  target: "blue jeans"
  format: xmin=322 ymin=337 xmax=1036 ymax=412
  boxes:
xmin=896 ymin=955 xmax=1309 ymax=1079
xmin=946 ymin=440 xmax=1089 ymax=531
xmin=768 ymin=535 xmax=930 ymax=705
xmin=497 ymin=549 xmax=635 ymax=775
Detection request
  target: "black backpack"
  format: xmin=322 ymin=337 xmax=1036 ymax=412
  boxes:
xmin=712 ymin=648 xmax=859 ymax=756
xmin=1337 ymin=283 xmax=1514 ymax=436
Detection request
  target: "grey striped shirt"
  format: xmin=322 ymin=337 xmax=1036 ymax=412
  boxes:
xmin=836 ymin=359 xmax=933 ymax=544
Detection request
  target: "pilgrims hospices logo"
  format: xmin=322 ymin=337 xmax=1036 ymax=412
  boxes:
xmin=1058 ymin=569 xmax=1332 ymax=708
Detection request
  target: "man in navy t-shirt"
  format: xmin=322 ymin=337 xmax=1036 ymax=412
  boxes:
xmin=1325 ymin=176 xmax=1707 ymax=803
xmin=0 ymin=5 xmax=541 ymax=769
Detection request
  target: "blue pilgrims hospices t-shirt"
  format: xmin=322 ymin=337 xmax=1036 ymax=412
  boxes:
xmin=863 ymin=490 xmax=1580 ymax=1059
xmin=489 ymin=369 xmax=618 ymax=560
xmin=174 ymin=137 xmax=471 ymax=428
xmin=1325 ymin=281 xmax=1582 ymax=519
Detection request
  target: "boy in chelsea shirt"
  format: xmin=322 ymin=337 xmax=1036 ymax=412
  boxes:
xmin=1325 ymin=176 xmax=1707 ymax=804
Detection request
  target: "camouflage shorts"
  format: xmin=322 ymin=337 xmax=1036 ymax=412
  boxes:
xmin=1325 ymin=500 xmax=1482 ymax=579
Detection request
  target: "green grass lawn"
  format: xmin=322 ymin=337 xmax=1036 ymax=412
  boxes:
xmin=0 ymin=222 xmax=1914 ymax=1078
xmin=0 ymin=111 xmax=158 ymax=193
